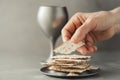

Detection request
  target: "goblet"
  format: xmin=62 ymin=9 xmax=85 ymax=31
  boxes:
xmin=37 ymin=6 xmax=68 ymax=62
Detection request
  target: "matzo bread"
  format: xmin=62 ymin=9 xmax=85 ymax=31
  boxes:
xmin=43 ymin=60 xmax=86 ymax=66
xmin=54 ymin=58 xmax=90 ymax=63
xmin=41 ymin=54 xmax=99 ymax=74
xmin=49 ymin=66 xmax=87 ymax=73
xmin=52 ymin=55 xmax=91 ymax=60
xmin=54 ymin=41 xmax=85 ymax=54
xmin=58 ymin=64 xmax=89 ymax=69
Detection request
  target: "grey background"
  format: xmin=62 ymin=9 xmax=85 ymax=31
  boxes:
xmin=0 ymin=0 xmax=120 ymax=80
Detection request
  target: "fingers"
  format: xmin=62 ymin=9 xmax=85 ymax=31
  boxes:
xmin=62 ymin=13 xmax=97 ymax=55
xmin=71 ymin=18 xmax=96 ymax=43
xmin=61 ymin=28 xmax=72 ymax=42
xmin=77 ymin=42 xmax=97 ymax=55
xmin=77 ymin=45 xmax=97 ymax=55
xmin=77 ymin=45 xmax=88 ymax=55
xmin=86 ymin=42 xmax=97 ymax=53
xmin=86 ymin=33 xmax=94 ymax=43
xmin=61 ymin=13 xmax=82 ymax=42
xmin=77 ymin=33 xmax=97 ymax=55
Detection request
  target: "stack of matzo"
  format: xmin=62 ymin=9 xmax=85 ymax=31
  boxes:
xmin=43 ymin=55 xmax=98 ymax=76
xmin=42 ymin=41 xmax=98 ymax=76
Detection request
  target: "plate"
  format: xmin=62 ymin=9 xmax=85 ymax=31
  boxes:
xmin=40 ymin=66 xmax=100 ymax=78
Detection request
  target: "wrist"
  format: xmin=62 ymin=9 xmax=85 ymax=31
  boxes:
xmin=110 ymin=7 xmax=120 ymax=14
xmin=110 ymin=7 xmax=120 ymax=24
xmin=110 ymin=7 xmax=120 ymax=34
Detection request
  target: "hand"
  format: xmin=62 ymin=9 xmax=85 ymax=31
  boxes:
xmin=62 ymin=8 xmax=120 ymax=54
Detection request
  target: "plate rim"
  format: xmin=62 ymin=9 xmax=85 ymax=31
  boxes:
xmin=40 ymin=66 xmax=100 ymax=78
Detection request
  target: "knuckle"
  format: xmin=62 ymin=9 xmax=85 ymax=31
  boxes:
xmin=75 ymin=12 xmax=80 ymax=16
xmin=75 ymin=29 xmax=82 ymax=37
xmin=88 ymin=17 xmax=97 ymax=26
xmin=75 ymin=12 xmax=82 ymax=17
xmin=71 ymin=12 xmax=82 ymax=21
xmin=76 ymin=28 xmax=81 ymax=33
xmin=89 ymin=17 xmax=96 ymax=23
xmin=77 ymin=27 xmax=84 ymax=33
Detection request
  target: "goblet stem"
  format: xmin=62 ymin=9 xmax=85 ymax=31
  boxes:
xmin=47 ymin=37 xmax=56 ymax=62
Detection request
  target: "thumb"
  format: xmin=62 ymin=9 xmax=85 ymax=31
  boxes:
xmin=71 ymin=18 xmax=96 ymax=43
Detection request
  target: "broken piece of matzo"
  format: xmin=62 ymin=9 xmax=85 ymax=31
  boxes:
xmin=54 ymin=41 xmax=85 ymax=54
